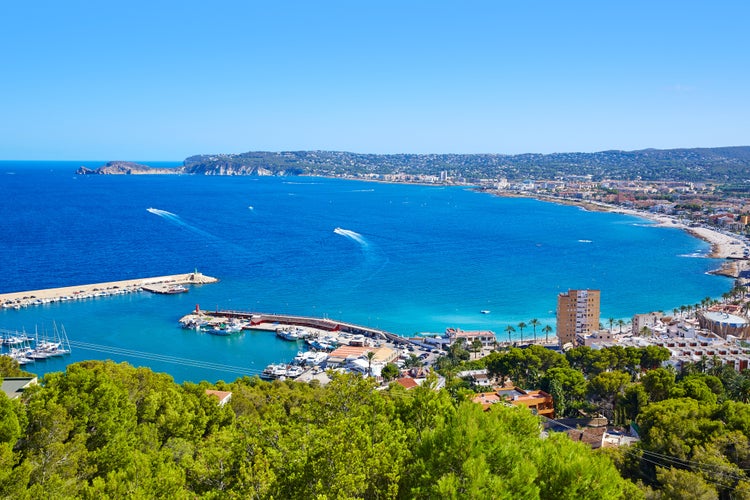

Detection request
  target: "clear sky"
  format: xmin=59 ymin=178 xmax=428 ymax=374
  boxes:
xmin=1 ymin=1 xmax=748 ymax=160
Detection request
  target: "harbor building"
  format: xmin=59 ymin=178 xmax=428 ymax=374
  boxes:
xmin=556 ymin=289 xmax=600 ymax=347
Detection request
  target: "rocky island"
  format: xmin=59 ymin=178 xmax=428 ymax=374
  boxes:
xmin=76 ymin=161 xmax=177 ymax=175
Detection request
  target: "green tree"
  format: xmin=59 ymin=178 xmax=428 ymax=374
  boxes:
xmin=381 ymin=363 xmax=400 ymax=382
xmin=657 ymin=466 xmax=718 ymax=500
xmin=0 ymin=356 xmax=33 ymax=378
xmin=504 ymin=325 xmax=515 ymax=345
xmin=540 ymin=367 xmax=587 ymax=417
xmin=641 ymin=345 xmax=671 ymax=370
xmin=470 ymin=339 xmax=483 ymax=359
xmin=588 ymin=371 xmax=631 ymax=421
xmin=366 ymin=350 xmax=376 ymax=377
xmin=542 ymin=325 xmax=553 ymax=344
xmin=642 ymin=367 xmax=676 ymax=402
xmin=548 ymin=378 xmax=565 ymax=417
xmin=517 ymin=322 xmax=527 ymax=343
xmin=670 ymin=377 xmax=718 ymax=405
xmin=404 ymin=353 xmax=424 ymax=369
xmin=617 ymin=318 xmax=625 ymax=333
xmin=617 ymin=383 xmax=648 ymax=421
xmin=529 ymin=318 xmax=540 ymax=343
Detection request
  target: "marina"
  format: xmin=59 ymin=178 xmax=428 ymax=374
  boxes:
xmin=179 ymin=307 xmax=419 ymax=347
xmin=1 ymin=324 xmax=72 ymax=365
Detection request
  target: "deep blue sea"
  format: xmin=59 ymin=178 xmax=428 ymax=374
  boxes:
xmin=0 ymin=161 xmax=731 ymax=382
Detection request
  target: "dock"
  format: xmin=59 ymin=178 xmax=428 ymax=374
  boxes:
xmin=184 ymin=309 xmax=418 ymax=346
xmin=1 ymin=271 xmax=218 ymax=309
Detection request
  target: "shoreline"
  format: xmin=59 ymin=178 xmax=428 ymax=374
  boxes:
xmin=490 ymin=191 xmax=750 ymax=278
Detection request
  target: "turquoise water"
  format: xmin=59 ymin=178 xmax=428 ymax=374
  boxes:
xmin=0 ymin=162 xmax=731 ymax=382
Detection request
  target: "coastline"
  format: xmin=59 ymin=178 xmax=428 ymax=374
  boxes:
xmin=490 ymin=191 xmax=750 ymax=278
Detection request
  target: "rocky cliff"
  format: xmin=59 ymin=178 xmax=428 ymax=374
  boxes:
xmin=76 ymin=161 xmax=178 ymax=175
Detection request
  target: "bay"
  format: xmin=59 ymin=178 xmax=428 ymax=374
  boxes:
xmin=0 ymin=161 xmax=731 ymax=382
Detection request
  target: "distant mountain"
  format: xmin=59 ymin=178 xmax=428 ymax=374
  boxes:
xmin=78 ymin=146 xmax=750 ymax=182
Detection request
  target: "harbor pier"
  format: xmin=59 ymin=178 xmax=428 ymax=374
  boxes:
xmin=1 ymin=271 xmax=218 ymax=309
xmin=183 ymin=309 xmax=418 ymax=346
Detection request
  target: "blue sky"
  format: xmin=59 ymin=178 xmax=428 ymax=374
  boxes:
xmin=1 ymin=1 xmax=748 ymax=160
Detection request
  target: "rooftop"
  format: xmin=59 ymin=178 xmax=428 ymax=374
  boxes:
xmin=702 ymin=311 xmax=749 ymax=325
xmin=1 ymin=377 xmax=37 ymax=399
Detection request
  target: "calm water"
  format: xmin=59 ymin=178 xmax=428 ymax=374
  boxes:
xmin=0 ymin=161 xmax=731 ymax=382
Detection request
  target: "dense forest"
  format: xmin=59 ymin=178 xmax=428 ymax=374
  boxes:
xmin=0 ymin=359 xmax=632 ymax=499
xmin=438 ymin=343 xmax=750 ymax=499
xmin=82 ymin=146 xmax=750 ymax=183
xmin=2 ymin=346 xmax=750 ymax=498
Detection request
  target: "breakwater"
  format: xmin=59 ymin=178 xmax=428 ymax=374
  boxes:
xmin=0 ymin=271 xmax=218 ymax=309
xmin=183 ymin=309 xmax=417 ymax=346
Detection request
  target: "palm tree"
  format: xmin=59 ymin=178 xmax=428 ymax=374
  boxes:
xmin=673 ymin=308 xmax=679 ymax=317
xmin=542 ymin=325 xmax=553 ymax=344
xmin=504 ymin=325 xmax=516 ymax=344
xmin=640 ymin=326 xmax=650 ymax=337
xmin=517 ymin=322 xmax=527 ymax=343
xmin=617 ymin=319 xmax=625 ymax=333
xmin=608 ymin=317 xmax=614 ymax=332
xmin=470 ymin=339 xmax=483 ymax=359
xmin=529 ymin=318 xmax=540 ymax=343
xmin=680 ymin=305 xmax=687 ymax=317
xmin=366 ymin=350 xmax=376 ymax=377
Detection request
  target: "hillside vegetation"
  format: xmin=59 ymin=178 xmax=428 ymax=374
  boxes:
xmin=0 ymin=360 xmax=630 ymax=499
xmin=81 ymin=146 xmax=750 ymax=182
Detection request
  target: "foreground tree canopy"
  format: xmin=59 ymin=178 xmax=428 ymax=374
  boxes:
xmin=0 ymin=360 xmax=632 ymax=499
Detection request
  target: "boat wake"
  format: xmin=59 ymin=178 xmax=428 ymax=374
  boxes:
xmin=578 ymin=239 xmax=593 ymax=243
xmin=146 ymin=207 xmax=217 ymax=240
xmin=147 ymin=207 xmax=177 ymax=218
xmin=334 ymin=227 xmax=368 ymax=247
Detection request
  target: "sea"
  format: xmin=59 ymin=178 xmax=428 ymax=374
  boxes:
xmin=0 ymin=161 xmax=731 ymax=383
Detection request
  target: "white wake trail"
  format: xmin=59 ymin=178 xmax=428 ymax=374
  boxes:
xmin=334 ymin=227 xmax=368 ymax=246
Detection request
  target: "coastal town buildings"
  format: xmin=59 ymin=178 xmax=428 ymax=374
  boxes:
xmin=472 ymin=387 xmax=555 ymax=418
xmin=632 ymin=312 xmax=664 ymax=336
xmin=577 ymin=310 xmax=750 ymax=372
xmin=556 ymin=289 xmax=601 ymax=346
xmin=697 ymin=309 xmax=750 ymax=339
xmin=446 ymin=328 xmax=497 ymax=349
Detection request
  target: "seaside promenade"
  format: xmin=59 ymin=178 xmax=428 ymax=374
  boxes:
xmin=0 ymin=271 xmax=218 ymax=309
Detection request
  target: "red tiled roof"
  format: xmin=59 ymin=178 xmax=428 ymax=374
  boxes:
xmin=204 ymin=390 xmax=232 ymax=405
xmin=396 ymin=377 xmax=419 ymax=390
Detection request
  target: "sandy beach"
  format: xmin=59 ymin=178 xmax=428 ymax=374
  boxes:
xmin=494 ymin=191 xmax=750 ymax=276
xmin=606 ymin=206 xmax=750 ymax=260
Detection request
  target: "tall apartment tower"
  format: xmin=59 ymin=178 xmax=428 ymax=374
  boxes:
xmin=556 ymin=289 xmax=601 ymax=346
